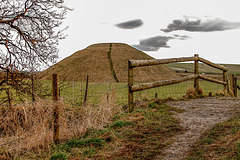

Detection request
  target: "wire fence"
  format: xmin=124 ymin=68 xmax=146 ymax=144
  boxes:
xmin=51 ymin=64 xmax=233 ymax=107
xmin=0 ymin=63 xmax=239 ymax=107
xmin=132 ymin=74 xmax=226 ymax=103
xmin=59 ymin=78 xmax=128 ymax=106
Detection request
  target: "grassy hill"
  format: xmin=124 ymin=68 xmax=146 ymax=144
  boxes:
xmin=40 ymin=43 xmax=180 ymax=82
xmin=166 ymin=63 xmax=240 ymax=75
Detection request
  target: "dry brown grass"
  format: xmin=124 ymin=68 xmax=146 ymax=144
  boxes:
xmin=0 ymin=91 xmax=121 ymax=159
xmin=183 ymin=87 xmax=204 ymax=99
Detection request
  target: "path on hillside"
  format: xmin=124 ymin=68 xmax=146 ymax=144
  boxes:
xmin=155 ymin=97 xmax=240 ymax=160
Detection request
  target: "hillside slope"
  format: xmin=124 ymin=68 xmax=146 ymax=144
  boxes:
xmin=40 ymin=43 xmax=179 ymax=82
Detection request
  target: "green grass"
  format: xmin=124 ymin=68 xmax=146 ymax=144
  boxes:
xmin=110 ymin=120 xmax=133 ymax=128
xmin=50 ymin=137 xmax=106 ymax=159
xmin=58 ymin=81 xmax=128 ymax=105
xmin=187 ymin=115 xmax=240 ymax=160
xmin=0 ymin=86 xmax=33 ymax=104
xmin=50 ymin=152 xmax=67 ymax=160
xmin=66 ymin=138 xmax=105 ymax=148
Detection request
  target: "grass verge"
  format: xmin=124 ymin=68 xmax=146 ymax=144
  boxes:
xmin=187 ymin=115 xmax=240 ymax=160
xmin=49 ymin=100 xmax=184 ymax=159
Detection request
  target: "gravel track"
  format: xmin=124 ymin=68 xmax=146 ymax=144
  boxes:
xmin=155 ymin=97 xmax=240 ymax=160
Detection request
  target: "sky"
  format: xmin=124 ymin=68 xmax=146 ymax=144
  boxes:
xmin=58 ymin=0 xmax=240 ymax=64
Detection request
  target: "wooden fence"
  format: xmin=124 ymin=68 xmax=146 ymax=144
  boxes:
xmin=128 ymin=54 xmax=231 ymax=112
xmin=52 ymin=74 xmax=60 ymax=143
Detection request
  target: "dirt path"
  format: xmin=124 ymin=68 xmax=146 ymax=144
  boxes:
xmin=155 ymin=97 xmax=240 ymax=160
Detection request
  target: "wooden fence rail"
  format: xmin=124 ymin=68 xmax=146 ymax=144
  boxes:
xmin=128 ymin=54 xmax=230 ymax=112
xmin=131 ymin=74 xmax=198 ymax=92
xmin=130 ymin=55 xmax=228 ymax=71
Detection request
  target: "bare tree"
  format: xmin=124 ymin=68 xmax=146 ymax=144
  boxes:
xmin=0 ymin=0 xmax=67 ymax=104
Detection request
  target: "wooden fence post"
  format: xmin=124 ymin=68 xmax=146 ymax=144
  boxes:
xmin=230 ymin=74 xmax=237 ymax=97
xmin=31 ymin=74 xmax=35 ymax=102
xmin=155 ymin=93 xmax=158 ymax=99
xmin=52 ymin=74 xmax=59 ymax=144
xmin=230 ymin=74 xmax=235 ymax=96
xmin=234 ymin=76 xmax=237 ymax=97
xmin=223 ymin=71 xmax=227 ymax=94
xmin=194 ymin=54 xmax=199 ymax=94
xmin=83 ymin=75 xmax=89 ymax=106
xmin=128 ymin=60 xmax=134 ymax=112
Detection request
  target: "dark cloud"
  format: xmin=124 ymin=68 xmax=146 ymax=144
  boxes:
xmin=140 ymin=36 xmax=174 ymax=48
xmin=132 ymin=36 xmax=174 ymax=51
xmin=161 ymin=18 xmax=240 ymax=32
xmin=116 ymin=19 xmax=143 ymax=29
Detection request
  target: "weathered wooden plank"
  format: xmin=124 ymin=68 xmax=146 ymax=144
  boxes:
xmin=198 ymin=57 xmax=228 ymax=71
xmin=198 ymin=74 xmax=227 ymax=85
xmin=131 ymin=74 xmax=198 ymax=92
xmin=130 ymin=56 xmax=196 ymax=67
xmin=130 ymin=56 xmax=228 ymax=71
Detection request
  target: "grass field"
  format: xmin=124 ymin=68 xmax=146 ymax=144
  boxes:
xmin=57 ymin=79 xmax=229 ymax=106
xmin=56 ymin=62 xmax=240 ymax=107
xmin=1 ymin=78 xmax=238 ymax=106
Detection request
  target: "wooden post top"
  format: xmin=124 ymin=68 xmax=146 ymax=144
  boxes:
xmin=194 ymin=54 xmax=199 ymax=57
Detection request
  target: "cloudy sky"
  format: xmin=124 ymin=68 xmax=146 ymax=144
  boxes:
xmin=59 ymin=0 xmax=240 ymax=64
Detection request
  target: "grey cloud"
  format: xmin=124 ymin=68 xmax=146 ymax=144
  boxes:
xmin=116 ymin=19 xmax=143 ymax=29
xmin=173 ymin=34 xmax=190 ymax=40
xmin=58 ymin=4 xmax=74 ymax=11
xmin=132 ymin=45 xmax=160 ymax=51
xmin=161 ymin=18 xmax=240 ymax=32
xmin=140 ymin=36 xmax=174 ymax=48
xmin=132 ymin=36 xmax=174 ymax=51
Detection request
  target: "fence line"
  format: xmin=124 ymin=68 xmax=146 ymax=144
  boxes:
xmin=128 ymin=54 xmax=232 ymax=112
xmin=58 ymin=77 xmax=128 ymax=106
xmin=1 ymin=56 xmax=239 ymax=109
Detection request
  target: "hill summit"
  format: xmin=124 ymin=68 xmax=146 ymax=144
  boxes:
xmin=40 ymin=43 xmax=179 ymax=82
